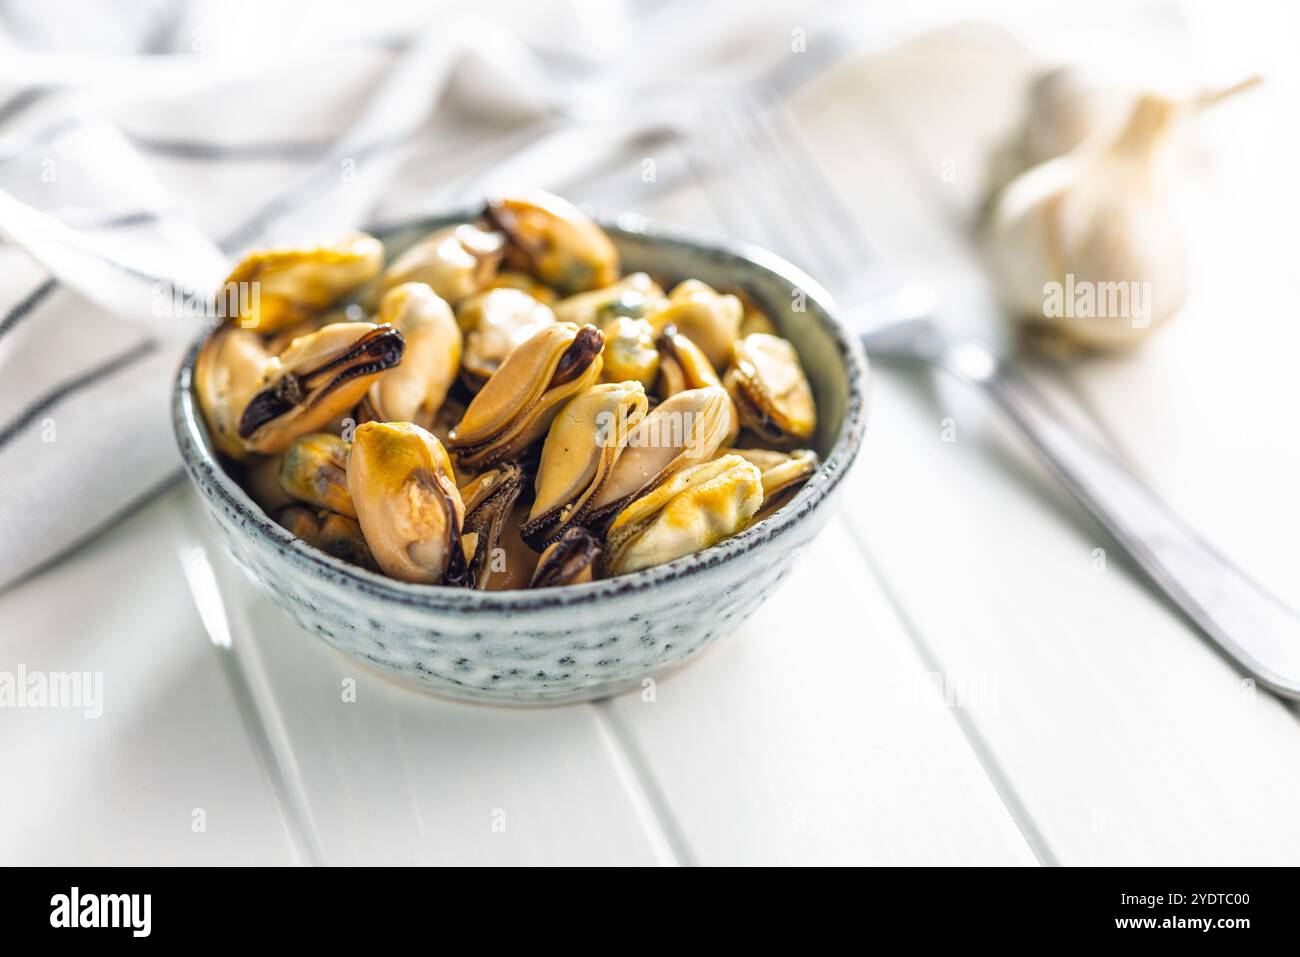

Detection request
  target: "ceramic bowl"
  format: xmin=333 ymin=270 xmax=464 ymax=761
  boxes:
xmin=173 ymin=214 xmax=868 ymax=705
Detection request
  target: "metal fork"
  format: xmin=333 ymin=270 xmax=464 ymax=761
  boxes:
xmin=688 ymin=91 xmax=1300 ymax=698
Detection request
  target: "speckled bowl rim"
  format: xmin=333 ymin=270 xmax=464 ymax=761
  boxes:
xmin=172 ymin=214 xmax=869 ymax=613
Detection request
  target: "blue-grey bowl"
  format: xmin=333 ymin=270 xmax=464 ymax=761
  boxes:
xmin=172 ymin=214 xmax=868 ymax=705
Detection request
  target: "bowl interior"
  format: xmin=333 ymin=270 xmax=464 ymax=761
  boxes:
xmin=177 ymin=214 xmax=868 ymax=603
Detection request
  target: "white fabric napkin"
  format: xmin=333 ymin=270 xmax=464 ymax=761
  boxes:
xmin=0 ymin=0 xmax=851 ymax=589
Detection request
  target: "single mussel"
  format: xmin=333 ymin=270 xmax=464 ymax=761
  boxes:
xmin=360 ymin=283 xmax=461 ymax=426
xmin=238 ymin=322 xmax=404 ymax=456
xmin=553 ymin=273 xmax=666 ymax=326
xmin=648 ymin=280 xmax=742 ymax=370
xmin=530 ymin=526 xmax=601 ymax=588
xmin=222 ymin=232 xmax=384 ymax=333
xmin=656 ymin=327 xmax=739 ymax=444
xmin=603 ymin=454 xmax=763 ymax=576
xmin=734 ymin=288 xmax=778 ymax=337
xmin=583 ymin=385 xmax=732 ymax=532
xmin=279 ymin=432 xmax=355 ymax=517
xmin=372 ymin=223 xmax=503 ymax=306
xmin=275 ymin=506 xmax=377 ymax=571
xmin=456 ymin=287 xmax=557 ymax=392
xmin=484 ymin=190 xmax=619 ymax=294
xmin=448 ymin=321 xmax=604 ymax=471
xmin=458 ymin=462 xmax=527 ymax=590
xmin=277 ymin=504 xmax=325 ymax=541
xmin=723 ymin=447 xmax=818 ymax=520
xmin=346 ymin=421 xmax=468 ymax=585
xmin=656 ymin=326 xmax=721 ymax=394
xmin=520 ymin=381 xmax=649 ymax=549
xmin=724 ymin=333 xmax=817 ymax=445
xmin=600 ymin=317 xmax=659 ymax=389
xmin=239 ymin=454 xmax=294 ymax=513
xmin=196 ymin=326 xmax=273 ymax=459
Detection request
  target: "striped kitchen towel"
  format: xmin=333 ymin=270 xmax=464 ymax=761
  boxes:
xmin=0 ymin=0 xmax=848 ymax=589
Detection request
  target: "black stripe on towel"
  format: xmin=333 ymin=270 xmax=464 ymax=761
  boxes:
xmin=0 ymin=278 xmax=58 ymax=339
xmin=129 ymin=133 xmax=341 ymax=162
xmin=0 ymin=115 xmax=81 ymax=164
xmin=0 ymin=86 xmax=58 ymax=127
xmin=0 ymin=338 xmax=158 ymax=450
xmin=0 ymin=466 xmax=185 ymax=597
xmin=60 ymin=209 xmax=163 ymax=232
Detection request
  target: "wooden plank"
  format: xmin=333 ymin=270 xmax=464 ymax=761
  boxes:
xmin=789 ymin=25 xmax=1300 ymax=864
xmin=842 ymin=367 xmax=1300 ymax=864
xmin=1052 ymin=84 xmax=1300 ymax=611
xmin=189 ymin=490 xmax=678 ymax=867
xmin=606 ymin=520 xmax=1039 ymax=866
xmin=0 ymin=486 xmax=295 ymax=865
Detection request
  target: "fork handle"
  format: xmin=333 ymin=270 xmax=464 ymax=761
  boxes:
xmin=980 ymin=365 xmax=1300 ymax=697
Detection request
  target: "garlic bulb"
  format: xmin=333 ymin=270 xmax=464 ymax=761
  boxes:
xmin=980 ymin=67 xmax=1261 ymax=224
xmin=986 ymin=93 xmax=1188 ymax=350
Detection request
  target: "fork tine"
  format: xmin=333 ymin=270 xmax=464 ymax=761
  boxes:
xmin=723 ymin=99 xmax=851 ymax=279
xmin=699 ymin=94 xmax=843 ymax=277
xmin=749 ymin=91 xmax=886 ymax=265
xmin=687 ymin=90 xmax=887 ymax=304
xmin=688 ymin=101 xmax=784 ymax=253
xmin=729 ymin=91 xmax=863 ymax=280
xmin=686 ymin=88 xmax=930 ymax=322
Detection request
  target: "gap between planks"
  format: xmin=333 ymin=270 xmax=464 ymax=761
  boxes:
xmin=186 ymin=488 xmax=696 ymax=866
xmin=592 ymin=699 xmax=698 ymax=866
xmin=838 ymin=515 xmax=1058 ymax=867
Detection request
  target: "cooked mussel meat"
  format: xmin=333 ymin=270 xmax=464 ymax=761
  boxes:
xmin=279 ymin=432 xmax=355 ymax=517
xmin=275 ymin=505 xmax=377 ymax=571
xmin=374 ymin=223 xmax=503 ymax=306
xmin=485 ymin=270 xmax=559 ymax=305
xmin=600 ymin=317 xmax=660 ymax=389
xmin=530 ymin=526 xmax=600 ymax=588
xmin=458 ymin=462 xmax=527 ymax=590
xmin=204 ymin=190 xmax=827 ymax=589
xmin=223 ymin=233 xmax=383 ymax=332
xmin=603 ymin=454 xmax=762 ymax=576
xmin=553 ymin=273 xmax=666 ymax=326
xmin=361 ymin=283 xmax=461 ymax=426
xmin=520 ymin=381 xmax=649 ymax=549
xmin=724 ymin=333 xmax=816 ymax=445
xmin=657 ymin=327 xmax=738 ymax=444
xmin=448 ymin=321 xmax=604 ymax=471
xmin=648 ymin=279 xmax=742 ymax=370
xmin=485 ymin=190 xmax=619 ymax=294
xmin=238 ymin=322 xmax=404 ymax=455
xmin=724 ymin=447 xmax=818 ymax=520
xmin=584 ymin=385 xmax=732 ymax=531
xmin=456 ymin=287 xmax=557 ymax=391
xmin=346 ymin=421 xmax=467 ymax=585
xmin=195 ymin=325 xmax=272 ymax=459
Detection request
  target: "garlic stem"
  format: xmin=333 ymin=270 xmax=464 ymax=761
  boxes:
xmin=1108 ymin=94 xmax=1179 ymax=158
xmin=1193 ymin=74 xmax=1263 ymax=112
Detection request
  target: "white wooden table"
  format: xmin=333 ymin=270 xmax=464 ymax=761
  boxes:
xmin=3 ymin=16 xmax=1299 ymax=866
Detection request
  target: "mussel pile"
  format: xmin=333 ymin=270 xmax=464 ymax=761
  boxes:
xmin=197 ymin=190 xmax=819 ymax=588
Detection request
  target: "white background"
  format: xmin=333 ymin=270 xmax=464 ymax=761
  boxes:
xmin=1 ymin=0 xmax=1298 ymax=865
